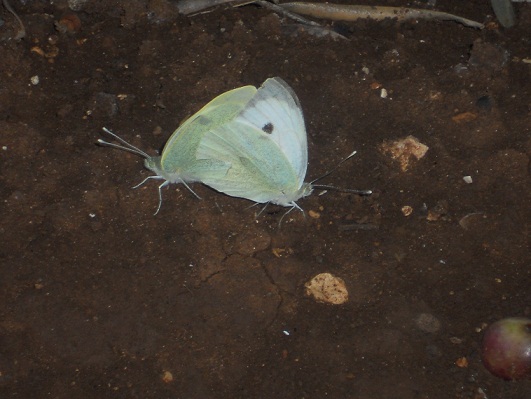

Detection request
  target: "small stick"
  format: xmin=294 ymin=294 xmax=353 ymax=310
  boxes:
xmin=280 ymin=2 xmax=484 ymax=29
xmin=253 ymin=0 xmax=321 ymax=27
xmin=177 ymin=0 xmax=248 ymax=15
xmin=247 ymin=1 xmax=349 ymax=40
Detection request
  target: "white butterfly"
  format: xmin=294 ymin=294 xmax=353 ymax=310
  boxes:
xmin=196 ymin=77 xmax=313 ymax=211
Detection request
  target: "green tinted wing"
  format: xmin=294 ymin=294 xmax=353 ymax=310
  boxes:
xmin=160 ymin=85 xmax=257 ymax=172
xmin=197 ymin=118 xmax=299 ymax=204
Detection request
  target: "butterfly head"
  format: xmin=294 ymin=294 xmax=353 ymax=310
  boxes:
xmin=300 ymin=182 xmax=313 ymax=198
xmin=273 ymin=182 xmax=313 ymax=208
xmin=144 ymin=156 xmax=162 ymax=175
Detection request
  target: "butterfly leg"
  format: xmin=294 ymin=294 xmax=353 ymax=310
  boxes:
xmin=154 ymin=181 xmax=169 ymax=215
xmin=179 ymin=180 xmax=202 ymax=200
xmin=278 ymin=205 xmax=295 ymax=228
xmin=132 ymin=175 xmax=162 ymax=189
xmin=254 ymin=202 xmax=269 ymax=218
xmin=290 ymin=201 xmax=304 ymax=213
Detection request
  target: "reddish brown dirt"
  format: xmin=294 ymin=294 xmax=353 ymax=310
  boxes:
xmin=1 ymin=1 xmax=530 ymax=398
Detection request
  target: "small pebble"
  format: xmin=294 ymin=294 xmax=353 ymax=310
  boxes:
xmin=308 ymin=210 xmax=320 ymax=219
xmin=455 ymin=356 xmax=468 ymax=368
xmin=55 ymin=14 xmax=82 ymax=34
xmin=305 ymin=273 xmax=348 ymax=305
xmin=401 ymin=205 xmax=413 ymax=216
xmin=463 ymin=176 xmax=473 ymax=184
xmin=415 ymin=313 xmax=441 ymax=333
xmin=162 ymin=371 xmax=173 ymax=383
xmin=380 ymin=136 xmax=429 ymax=171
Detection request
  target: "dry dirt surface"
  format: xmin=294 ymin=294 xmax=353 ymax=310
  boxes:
xmin=1 ymin=1 xmax=530 ymax=398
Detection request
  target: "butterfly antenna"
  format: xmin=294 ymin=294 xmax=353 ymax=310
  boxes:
xmin=310 ymin=150 xmax=358 ymax=184
xmin=311 ymin=184 xmax=372 ymax=195
xmin=98 ymin=127 xmax=150 ymax=158
xmin=310 ymin=150 xmax=372 ymax=195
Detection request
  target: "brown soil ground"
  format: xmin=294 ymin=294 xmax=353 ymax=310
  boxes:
xmin=1 ymin=1 xmax=530 ymax=398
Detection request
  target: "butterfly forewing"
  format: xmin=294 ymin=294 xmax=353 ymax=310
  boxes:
xmin=160 ymin=85 xmax=257 ymax=174
xmin=237 ymin=78 xmax=307 ymax=185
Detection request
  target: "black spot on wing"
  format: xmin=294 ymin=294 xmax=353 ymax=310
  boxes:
xmin=262 ymin=122 xmax=274 ymax=134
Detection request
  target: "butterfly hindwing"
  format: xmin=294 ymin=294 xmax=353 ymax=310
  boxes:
xmin=196 ymin=77 xmax=309 ymax=206
xmin=198 ymin=119 xmax=299 ymax=203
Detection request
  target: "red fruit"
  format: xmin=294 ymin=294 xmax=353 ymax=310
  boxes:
xmin=481 ymin=317 xmax=531 ymax=380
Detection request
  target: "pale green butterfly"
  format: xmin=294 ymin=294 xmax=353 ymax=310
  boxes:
xmin=196 ymin=77 xmax=371 ymax=214
xmin=98 ymin=83 xmax=258 ymax=213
